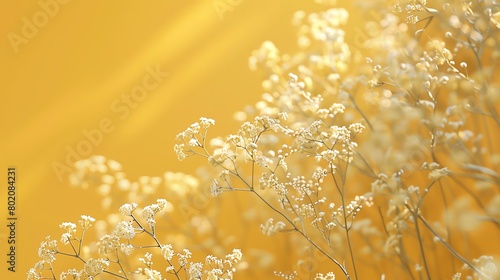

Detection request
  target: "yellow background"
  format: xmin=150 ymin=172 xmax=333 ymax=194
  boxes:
xmin=2 ymin=1 xmax=500 ymax=279
xmin=1 ymin=1 xmax=349 ymax=279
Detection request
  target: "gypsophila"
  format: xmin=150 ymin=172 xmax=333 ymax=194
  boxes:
xmin=78 ymin=215 xmax=95 ymax=229
xmin=31 ymin=199 xmax=244 ymax=280
xmin=33 ymin=1 xmax=500 ymax=279
xmin=113 ymin=220 xmax=136 ymax=239
xmin=37 ymin=236 xmax=57 ymax=264
xmin=119 ymin=202 xmax=138 ymax=216
xmin=82 ymin=258 xmax=109 ymax=277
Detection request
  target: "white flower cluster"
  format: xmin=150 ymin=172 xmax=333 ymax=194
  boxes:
xmin=260 ymin=218 xmax=287 ymax=236
xmin=29 ymin=199 xmax=243 ymax=280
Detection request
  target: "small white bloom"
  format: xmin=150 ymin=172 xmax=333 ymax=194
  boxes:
xmin=79 ymin=215 xmax=95 ymax=229
xmin=120 ymin=244 xmax=134 ymax=255
xmin=114 ymin=221 xmax=135 ymax=239
xmin=119 ymin=203 xmax=138 ymax=216
xmin=161 ymin=244 xmax=175 ymax=261
xmin=83 ymin=258 xmax=109 ymax=277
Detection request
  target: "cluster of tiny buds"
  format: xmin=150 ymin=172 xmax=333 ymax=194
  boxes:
xmin=422 ymin=162 xmax=450 ymax=180
xmin=275 ymin=270 xmax=336 ymax=280
xmin=30 ymin=198 xmax=244 ymax=280
xmin=346 ymin=196 xmax=374 ymax=218
xmin=261 ymin=218 xmax=287 ymax=236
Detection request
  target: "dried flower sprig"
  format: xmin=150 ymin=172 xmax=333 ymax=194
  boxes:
xmin=31 ymin=1 xmax=500 ymax=279
xmin=174 ymin=88 xmax=374 ymax=279
xmin=175 ymin=2 xmax=500 ymax=279
xmin=28 ymin=201 xmax=243 ymax=280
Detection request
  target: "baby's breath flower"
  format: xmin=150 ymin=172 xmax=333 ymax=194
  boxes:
xmin=210 ymin=180 xmax=223 ymax=197
xmin=37 ymin=237 xmax=57 ymax=264
xmin=107 ymin=159 xmax=122 ymax=171
xmin=225 ymin=249 xmax=243 ymax=266
xmin=79 ymin=215 xmax=95 ymax=229
xmin=32 ymin=2 xmax=500 ymax=279
xmin=156 ymin=198 xmax=168 ymax=210
xmin=32 ymin=195 xmax=243 ymax=280
xmin=188 ymin=262 xmax=203 ymax=279
xmin=317 ymin=108 xmax=330 ymax=119
xmin=161 ymin=244 xmax=175 ymax=261
xmin=298 ymin=203 xmax=316 ymax=218
xmin=97 ymin=234 xmax=120 ymax=254
xmin=146 ymin=216 xmax=156 ymax=228
xmin=113 ymin=221 xmax=135 ymax=239
xmin=260 ymin=218 xmax=286 ymax=236
xmin=34 ymin=260 xmax=45 ymax=272
xmin=326 ymin=222 xmax=336 ymax=230
xmin=27 ymin=261 xmax=45 ymax=280
xmin=330 ymin=103 xmax=345 ymax=115
xmin=60 ymin=233 xmax=72 ymax=245
xmin=137 ymin=268 xmax=162 ymax=280
xmin=59 ymin=223 xmax=77 ymax=245
xmin=314 ymin=272 xmax=336 ymax=280
xmin=468 ymin=256 xmax=498 ymax=278
xmin=206 ymin=269 xmax=223 ymax=279
xmin=174 ymin=144 xmax=187 ymax=161
xmin=428 ymin=167 xmax=450 ymax=180
xmin=275 ymin=270 xmax=298 ymax=279
xmin=139 ymin=252 xmax=154 ymax=266
xmin=27 ymin=268 xmax=42 ymax=280
xmin=119 ymin=202 xmax=138 ymax=216
xmin=83 ymin=258 xmax=109 ymax=277
xmin=59 ymin=222 xmax=77 ymax=234
xmin=60 ymin=269 xmax=81 ymax=280
xmin=178 ymin=249 xmax=192 ymax=266
xmin=200 ymin=117 xmax=215 ymax=129
xmin=120 ymin=244 xmax=134 ymax=255
xmin=188 ymin=138 xmax=200 ymax=147
xmin=349 ymin=123 xmax=365 ymax=134
xmin=141 ymin=199 xmax=168 ymax=228
xmin=321 ymin=149 xmax=340 ymax=163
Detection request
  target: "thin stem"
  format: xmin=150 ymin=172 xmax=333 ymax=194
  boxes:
xmin=345 ymin=227 xmax=358 ymax=280
xmin=204 ymin=134 xmax=354 ymax=278
xmin=332 ymin=161 xmax=359 ymax=280
xmin=416 ymin=214 xmax=492 ymax=280
xmin=407 ymin=205 xmax=432 ymax=280
xmin=102 ymin=270 xmax=129 ymax=279
xmin=114 ymin=255 xmax=129 ymax=279
xmin=251 ymin=188 xmax=352 ymax=279
xmin=131 ymin=215 xmax=182 ymax=280
xmin=349 ymin=90 xmax=373 ymax=131
xmin=438 ymin=180 xmax=456 ymax=273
